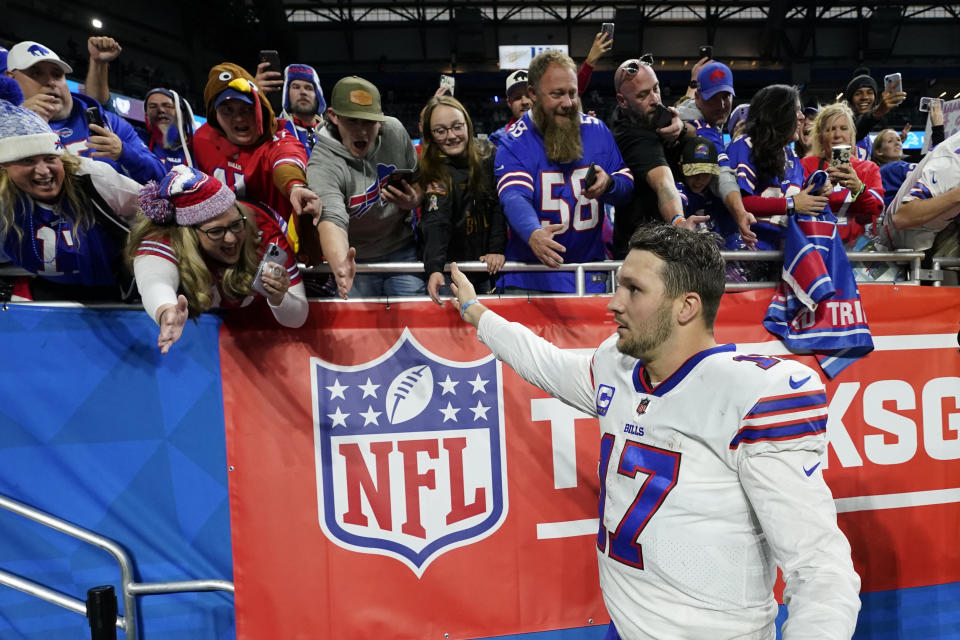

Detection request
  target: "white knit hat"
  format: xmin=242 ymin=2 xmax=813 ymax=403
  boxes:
xmin=0 ymin=99 xmax=62 ymax=163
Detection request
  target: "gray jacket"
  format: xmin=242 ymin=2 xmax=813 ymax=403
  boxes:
xmin=307 ymin=116 xmax=418 ymax=260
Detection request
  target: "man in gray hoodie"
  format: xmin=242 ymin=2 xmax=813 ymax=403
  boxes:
xmin=306 ymin=76 xmax=424 ymax=298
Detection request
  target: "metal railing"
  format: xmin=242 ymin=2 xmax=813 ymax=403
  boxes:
xmin=0 ymin=492 xmax=233 ymax=640
xmin=0 ymin=250 xmax=937 ymax=299
xmin=298 ymin=250 xmax=929 ymax=294
xmin=930 ymin=256 xmax=960 ymax=287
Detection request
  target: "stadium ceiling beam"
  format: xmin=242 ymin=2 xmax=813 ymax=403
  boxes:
xmin=279 ymin=0 xmax=958 ymax=24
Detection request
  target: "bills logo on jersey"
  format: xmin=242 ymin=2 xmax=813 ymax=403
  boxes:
xmin=346 ymin=163 xmax=398 ymax=218
xmin=596 ymin=384 xmax=615 ymax=416
xmin=311 ymin=328 xmax=507 ymax=577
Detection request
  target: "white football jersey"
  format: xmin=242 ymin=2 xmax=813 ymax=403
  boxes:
xmin=477 ymin=313 xmax=860 ymax=640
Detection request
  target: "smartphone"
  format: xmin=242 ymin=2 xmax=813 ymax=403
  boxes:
xmin=258 ymin=49 xmax=282 ymax=71
xmin=601 ymin=23 xmax=615 ymax=40
xmin=830 ymin=145 xmax=851 ymax=166
xmin=584 ymin=163 xmax=597 ymax=189
xmin=258 ymin=49 xmax=284 ymax=113
xmin=387 ymin=168 xmax=414 ymax=189
xmin=698 ymin=45 xmax=713 ymax=59
xmin=85 ymin=106 xmax=105 ymax=129
xmin=883 ymin=72 xmax=902 ymax=93
xmin=652 ymin=103 xmax=674 ymax=130
xmin=919 ymin=97 xmax=939 ymax=112
xmin=252 ymin=243 xmax=288 ymax=297
xmin=439 ymin=74 xmax=455 ymax=96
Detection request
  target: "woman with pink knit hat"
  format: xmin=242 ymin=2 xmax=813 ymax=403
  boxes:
xmin=126 ymin=165 xmax=307 ymax=354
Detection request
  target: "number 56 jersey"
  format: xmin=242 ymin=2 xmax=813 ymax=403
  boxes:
xmin=589 ymin=338 xmax=859 ymax=639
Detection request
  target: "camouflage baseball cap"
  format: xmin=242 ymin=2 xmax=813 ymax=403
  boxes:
xmin=329 ymin=76 xmax=386 ymax=121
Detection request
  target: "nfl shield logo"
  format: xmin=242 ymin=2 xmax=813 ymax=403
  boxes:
xmin=311 ymin=328 xmax=507 ymax=577
xmin=636 ymin=397 xmax=650 ymax=415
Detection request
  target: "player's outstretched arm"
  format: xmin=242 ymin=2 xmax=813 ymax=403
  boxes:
xmin=449 ymin=263 xmax=596 ymax=414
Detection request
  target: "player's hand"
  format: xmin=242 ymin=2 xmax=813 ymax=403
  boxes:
xmin=793 ymin=184 xmax=829 ymax=214
xmin=21 ymin=92 xmax=61 ymax=121
xmin=382 ymin=180 xmax=422 ymax=210
xmin=87 ymin=36 xmax=122 ymax=63
xmin=528 ymin=224 xmax=566 ymax=268
xmin=290 ymin=185 xmax=321 ymax=219
xmin=480 ymin=253 xmax=505 ymax=275
xmin=260 ymin=262 xmax=291 ymax=306
xmin=582 ymin=165 xmax=612 ymax=201
xmin=656 ymin=107 xmax=683 ymax=143
xmin=449 ymin=262 xmax=486 ymax=327
xmin=677 ymin=215 xmax=710 ymax=231
xmin=87 ymin=123 xmax=123 ymax=161
xmin=329 ymin=247 xmax=357 ymax=299
xmin=156 ymin=295 xmax=188 ymax=354
xmin=254 ymin=62 xmax=283 ymax=94
xmin=427 ymin=272 xmax=445 ymax=305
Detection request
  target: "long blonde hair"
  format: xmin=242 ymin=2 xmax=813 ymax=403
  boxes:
xmin=810 ymin=102 xmax=856 ymax=159
xmin=0 ymin=154 xmax=96 ymax=251
xmin=125 ymin=202 xmax=261 ymax=318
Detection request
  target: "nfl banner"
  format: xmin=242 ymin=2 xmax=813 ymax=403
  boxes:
xmin=220 ymin=288 xmax=960 ymax=640
xmin=311 ymin=329 xmax=507 ymax=576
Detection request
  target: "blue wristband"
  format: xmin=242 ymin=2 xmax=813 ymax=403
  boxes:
xmin=460 ymin=298 xmax=479 ymax=318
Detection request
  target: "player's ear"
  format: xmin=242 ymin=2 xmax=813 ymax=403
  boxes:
xmin=615 ymin=92 xmax=626 ymax=110
xmin=527 ymin=84 xmax=537 ymax=103
xmin=676 ymin=292 xmax=702 ymax=326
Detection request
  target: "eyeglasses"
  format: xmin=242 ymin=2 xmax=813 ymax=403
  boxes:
xmin=431 ymin=122 xmax=466 ymax=138
xmin=197 ymin=215 xmax=246 ymax=240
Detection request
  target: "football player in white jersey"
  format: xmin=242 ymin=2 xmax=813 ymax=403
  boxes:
xmin=448 ymin=225 xmax=860 ymax=639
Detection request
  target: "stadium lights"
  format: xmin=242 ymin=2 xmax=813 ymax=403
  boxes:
xmin=836 ymin=92 xmax=843 ymax=100
xmin=954 ymin=91 xmax=960 ymax=99
xmin=938 ymin=91 xmax=947 ymax=98
xmin=91 ymin=18 xmax=103 ymax=29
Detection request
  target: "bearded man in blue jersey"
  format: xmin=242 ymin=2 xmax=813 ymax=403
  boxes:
xmin=494 ymin=49 xmax=634 ymax=294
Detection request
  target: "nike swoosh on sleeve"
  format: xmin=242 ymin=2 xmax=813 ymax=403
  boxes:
xmin=789 ymin=375 xmax=811 ymax=389
xmin=803 ymin=462 xmax=821 ymax=477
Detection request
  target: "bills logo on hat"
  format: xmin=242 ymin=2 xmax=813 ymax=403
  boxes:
xmin=694 ymin=143 xmax=710 ymax=160
xmin=27 ymin=44 xmax=51 ymax=57
xmin=312 ymin=328 xmax=507 ymax=577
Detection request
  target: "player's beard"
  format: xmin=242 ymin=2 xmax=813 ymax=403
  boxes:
xmin=532 ymin=100 xmax=583 ymax=164
xmin=615 ymin=298 xmax=674 ymax=361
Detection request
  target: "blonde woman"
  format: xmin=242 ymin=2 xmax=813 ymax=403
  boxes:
xmin=0 ymin=94 xmax=139 ymax=300
xmin=800 ymin=102 xmax=884 ymax=246
xmin=127 ymin=166 xmax=307 ymax=354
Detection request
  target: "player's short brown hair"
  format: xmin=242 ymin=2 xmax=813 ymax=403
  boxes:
xmin=628 ymin=225 xmax=726 ymax=328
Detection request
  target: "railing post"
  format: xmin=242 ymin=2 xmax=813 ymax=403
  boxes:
xmin=86 ymin=585 xmax=118 ymax=640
